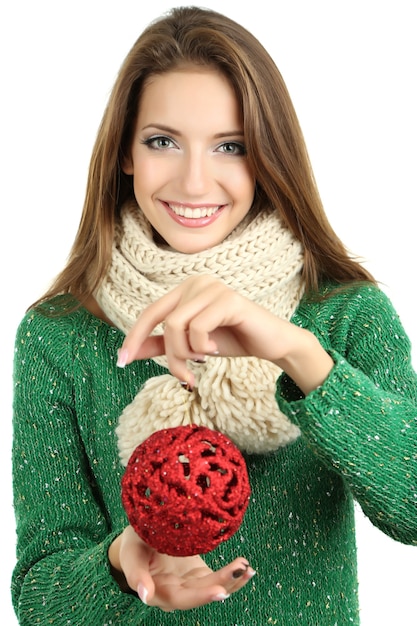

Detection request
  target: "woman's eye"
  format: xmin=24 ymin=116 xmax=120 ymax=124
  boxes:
xmin=143 ymin=135 xmax=175 ymax=150
xmin=217 ymin=142 xmax=246 ymax=156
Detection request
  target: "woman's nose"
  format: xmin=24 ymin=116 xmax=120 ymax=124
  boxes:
xmin=179 ymin=151 xmax=212 ymax=196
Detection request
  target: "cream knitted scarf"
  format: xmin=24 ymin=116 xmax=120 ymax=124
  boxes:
xmin=96 ymin=200 xmax=304 ymax=464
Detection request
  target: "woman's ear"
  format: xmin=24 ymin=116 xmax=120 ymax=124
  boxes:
xmin=121 ymin=155 xmax=134 ymax=175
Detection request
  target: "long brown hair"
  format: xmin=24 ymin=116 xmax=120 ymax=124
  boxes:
xmin=33 ymin=6 xmax=374 ymax=309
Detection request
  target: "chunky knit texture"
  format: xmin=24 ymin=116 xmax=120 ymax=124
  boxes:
xmin=12 ymin=283 xmax=417 ymax=625
xmin=96 ymin=201 xmax=304 ymax=460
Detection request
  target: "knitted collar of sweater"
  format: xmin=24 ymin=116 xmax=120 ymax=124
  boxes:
xmin=96 ymin=200 xmax=304 ymax=462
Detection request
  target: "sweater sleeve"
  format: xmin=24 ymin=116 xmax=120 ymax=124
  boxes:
xmin=11 ymin=310 xmax=150 ymax=625
xmin=278 ymin=286 xmax=417 ymax=546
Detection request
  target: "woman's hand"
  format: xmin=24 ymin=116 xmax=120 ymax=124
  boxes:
xmin=117 ymin=275 xmax=334 ymax=394
xmin=108 ymin=526 xmax=255 ymax=611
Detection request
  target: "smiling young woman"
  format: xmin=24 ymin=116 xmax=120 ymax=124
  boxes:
xmin=11 ymin=6 xmax=417 ymax=626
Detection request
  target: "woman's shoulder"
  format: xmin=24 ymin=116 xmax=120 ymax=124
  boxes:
xmin=292 ymin=280 xmax=412 ymax=363
xmin=17 ymin=295 xmax=89 ymax=333
xmin=15 ymin=294 xmax=117 ymax=353
xmin=14 ymin=295 xmax=125 ymax=387
xmin=296 ymin=280 xmax=405 ymax=335
xmin=303 ymin=280 xmax=396 ymax=313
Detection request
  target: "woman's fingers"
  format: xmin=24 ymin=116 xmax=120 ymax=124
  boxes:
xmin=118 ymin=278 xmax=231 ymax=371
xmin=117 ymin=528 xmax=255 ymax=611
xmin=118 ymin=289 xmax=183 ymax=363
xmin=146 ymin=574 xmax=227 ymax=610
xmin=147 ymin=558 xmax=256 ymax=611
xmin=116 ymin=275 xmax=287 ymax=381
xmin=182 ymin=557 xmax=256 ymax=594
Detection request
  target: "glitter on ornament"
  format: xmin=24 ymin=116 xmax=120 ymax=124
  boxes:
xmin=121 ymin=424 xmax=251 ymax=556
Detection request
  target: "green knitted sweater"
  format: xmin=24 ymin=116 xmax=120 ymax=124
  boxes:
xmin=12 ymin=283 xmax=417 ymax=625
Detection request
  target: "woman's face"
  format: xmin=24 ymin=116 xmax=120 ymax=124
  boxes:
xmin=123 ymin=68 xmax=255 ymax=253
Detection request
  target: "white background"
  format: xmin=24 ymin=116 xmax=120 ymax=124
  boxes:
xmin=1 ymin=1 xmax=415 ymax=624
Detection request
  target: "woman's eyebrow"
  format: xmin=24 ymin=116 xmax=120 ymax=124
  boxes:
xmin=141 ymin=123 xmax=244 ymax=139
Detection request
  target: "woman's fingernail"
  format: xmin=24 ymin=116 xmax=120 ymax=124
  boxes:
xmin=137 ymin=583 xmax=148 ymax=604
xmin=193 ymin=358 xmax=206 ymax=364
xmin=180 ymin=381 xmax=193 ymax=392
xmin=117 ymin=348 xmax=129 ymax=368
xmin=232 ymin=568 xmax=246 ymax=579
xmin=232 ymin=561 xmax=251 ymax=578
xmin=212 ymin=592 xmax=230 ymax=602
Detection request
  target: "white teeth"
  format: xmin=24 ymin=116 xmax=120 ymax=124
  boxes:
xmin=168 ymin=204 xmax=220 ymax=218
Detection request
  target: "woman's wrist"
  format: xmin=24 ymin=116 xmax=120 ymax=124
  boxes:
xmin=276 ymin=329 xmax=334 ymax=395
xmin=108 ymin=534 xmax=132 ymax=593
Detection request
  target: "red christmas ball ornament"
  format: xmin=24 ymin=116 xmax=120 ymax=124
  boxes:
xmin=121 ymin=424 xmax=251 ymax=556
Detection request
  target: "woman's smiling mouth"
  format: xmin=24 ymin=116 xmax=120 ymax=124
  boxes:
xmin=163 ymin=201 xmax=225 ymax=227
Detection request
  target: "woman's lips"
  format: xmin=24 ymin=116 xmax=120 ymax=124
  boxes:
xmin=163 ymin=201 xmax=225 ymax=227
